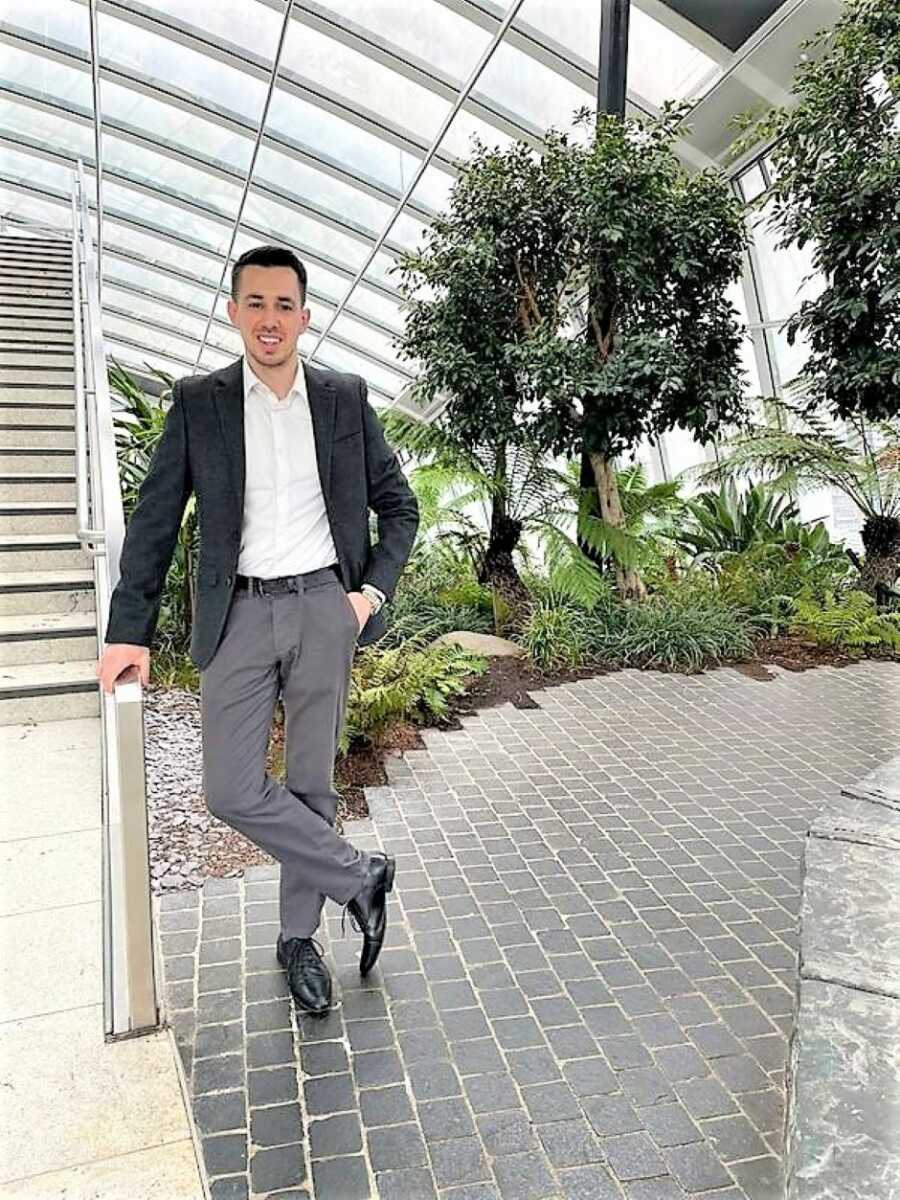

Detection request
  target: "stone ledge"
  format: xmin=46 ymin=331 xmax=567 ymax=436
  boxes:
xmin=787 ymin=758 xmax=900 ymax=1199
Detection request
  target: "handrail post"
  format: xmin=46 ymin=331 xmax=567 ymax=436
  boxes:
xmin=71 ymin=160 xmax=160 ymax=1038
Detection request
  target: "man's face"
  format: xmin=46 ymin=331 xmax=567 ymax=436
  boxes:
xmin=227 ymin=265 xmax=311 ymax=370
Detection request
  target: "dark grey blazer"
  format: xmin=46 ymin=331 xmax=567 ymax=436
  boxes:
xmin=106 ymin=357 xmax=419 ymax=670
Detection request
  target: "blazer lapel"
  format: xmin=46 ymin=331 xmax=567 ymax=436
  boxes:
xmin=304 ymin=363 xmax=337 ymax=499
xmin=213 ymin=358 xmax=245 ymax=511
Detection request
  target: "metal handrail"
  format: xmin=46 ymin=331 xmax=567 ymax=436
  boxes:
xmin=71 ymin=160 xmax=160 ymax=1040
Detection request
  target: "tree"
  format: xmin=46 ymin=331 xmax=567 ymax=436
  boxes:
xmin=737 ymin=0 xmax=899 ymax=426
xmin=395 ymin=110 xmax=749 ymax=601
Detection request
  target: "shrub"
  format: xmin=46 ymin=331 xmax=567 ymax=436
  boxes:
xmin=520 ymin=599 xmax=593 ymax=671
xmin=342 ymin=640 xmax=487 ymax=750
xmin=716 ymin=535 xmax=854 ymax=634
xmin=790 ymin=591 xmax=900 ymax=653
xmin=381 ymin=552 xmax=494 ymax=648
xmin=677 ymin=481 xmax=801 ymax=564
xmin=594 ymin=589 xmax=756 ymax=672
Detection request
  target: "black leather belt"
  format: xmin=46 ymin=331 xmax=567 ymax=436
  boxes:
xmin=235 ymin=565 xmax=341 ymax=596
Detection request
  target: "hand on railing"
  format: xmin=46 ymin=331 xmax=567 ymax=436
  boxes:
xmin=96 ymin=644 xmax=150 ymax=694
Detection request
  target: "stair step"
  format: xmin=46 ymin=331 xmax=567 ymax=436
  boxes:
xmin=0 ymin=473 xmax=77 ymax=501
xmin=0 ymin=532 xmax=90 ymax=570
xmin=0 ymin=611 xmax=96 ymax=664
xmin=0 ymin=660 xmax=99 ymax=724
xmin=0 ymin=426 xmax=75 ymax=448
xmin=0 ymin=570 xmax=94 ymax=615
xmin=0 ymin=501 xmax=77 ymax=533
xmin=0 ymin=305 xmax=73 ymax=319
xmin=0 ymin=271 xmax=72 ymax=287
xmin=0 ymin=368 xmax=75 ymax=386
xmin=0 ymin=449 xmax=76 ymax=471
xmin=0 ymin=329 xmax=75 ymax=344
xmin=0 ymin=406 xmax=75 ymax=427
xmin=0 ymin=351 xmax=74 ymax=367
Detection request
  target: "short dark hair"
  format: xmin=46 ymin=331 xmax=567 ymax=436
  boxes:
xmin=231 ymin=245 xmax=308 ymax=303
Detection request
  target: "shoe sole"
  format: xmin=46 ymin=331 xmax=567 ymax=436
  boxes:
xmin=359 ymin=856 xmax=396 ymax=977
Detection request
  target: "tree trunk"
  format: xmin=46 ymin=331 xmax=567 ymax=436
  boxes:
xmin=589 ymin=451 xmax=646 ymax=601
xmin=477 ymin=452 xmax=530 ymax=630
xmin=859 ymin=513 xmax=900 ymax=605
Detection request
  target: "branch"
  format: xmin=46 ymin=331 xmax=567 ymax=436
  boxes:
xmin=513 ymin=254 xmax=543 ymax=328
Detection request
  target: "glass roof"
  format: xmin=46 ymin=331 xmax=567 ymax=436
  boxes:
xmin=0 ymin=0 xmax=841 ymax=401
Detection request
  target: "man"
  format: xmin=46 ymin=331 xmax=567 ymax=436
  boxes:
xmin=97 ymin=245 xmax=419 ymax=1015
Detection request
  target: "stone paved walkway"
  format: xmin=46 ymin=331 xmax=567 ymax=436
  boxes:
xmin=158 ymin=661 xmax=900 ymax=1200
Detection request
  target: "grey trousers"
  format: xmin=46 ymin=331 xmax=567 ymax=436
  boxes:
xmin=200 ymin=568 xmax=367 ymax=938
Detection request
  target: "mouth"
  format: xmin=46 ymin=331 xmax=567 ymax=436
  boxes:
xmin=256 ymin=334 xmax=282 ymax=352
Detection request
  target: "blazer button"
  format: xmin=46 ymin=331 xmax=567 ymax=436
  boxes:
xmin=225 ymin=574 xmax=233 ymax=586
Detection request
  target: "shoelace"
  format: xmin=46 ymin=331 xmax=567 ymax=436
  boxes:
xmin=341 ymin=904 xmax=363 ymax=939
xmin=287 ymin=937 xmax=326 ymax=970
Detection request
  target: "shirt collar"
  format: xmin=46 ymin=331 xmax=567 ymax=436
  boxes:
xmin=242 ymin=356 xmax=307 ymax=411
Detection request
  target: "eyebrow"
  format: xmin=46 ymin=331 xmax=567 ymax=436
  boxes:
xmin=244 ymin=293 xmax=297 ymax=303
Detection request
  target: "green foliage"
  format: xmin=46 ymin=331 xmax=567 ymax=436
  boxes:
xmin=716 ymin=538 xmax=854 ymax=633
xmin=381 ymin=549 xmax=494 ymax=649
xmin=592 ymin=587 xmax=756 ymax=673
xmin=519 ymin=599 xmax=593 ymax=671
xmin=699 ymin=397 xmax=900 ymax=525
xmin=790 ymin=590 xmax=900 ymax=651
xmin=736 ymin=0 xmax=900 ymax=424
xmin=342 ymin=642 xmax=487 ymax=751
xmin=109 ymin=360 xmax=199 ymax=651
xmin=676 ymin=482 xmax=801 ymax=563
xmin=394 ymin=111 xmax=749 ymax=465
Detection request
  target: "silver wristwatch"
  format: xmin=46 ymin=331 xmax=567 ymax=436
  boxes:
xmin=360 ymin=583 xmax=386 ymax=615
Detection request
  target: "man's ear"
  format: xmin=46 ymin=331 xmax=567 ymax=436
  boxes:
xmin=226 ymin=298 xmax=238 ymax=326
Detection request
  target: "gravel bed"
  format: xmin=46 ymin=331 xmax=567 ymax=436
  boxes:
xmin=145 ymin=686 xmax=273 ymax=895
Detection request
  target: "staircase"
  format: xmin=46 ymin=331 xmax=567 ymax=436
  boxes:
xmin=0 ymin=235 xmax=99 ymax=724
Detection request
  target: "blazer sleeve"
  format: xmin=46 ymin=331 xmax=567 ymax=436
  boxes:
xmin=360 ymin=378 xmax=419 ymax=601
xmin=105 ymin=380 xmax=193 ymax=647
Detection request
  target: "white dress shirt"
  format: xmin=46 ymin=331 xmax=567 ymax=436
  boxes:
xmin=237 ymin=357 xmax=339 ymax=579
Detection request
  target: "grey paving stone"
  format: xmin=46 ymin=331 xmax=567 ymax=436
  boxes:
xmin=304 ymin=1072 xmax=356 ymax=1116
xmin=250 ymin=1101 xmax=304 ymax=1148
xmin=194 ymin=1021 xmax=242 ymax=1060
xmin=430 ymin=1135 xmax=490 ymax=1187
xmin=505 ymin=1046 xmax=563 ymax=1087
xmin=662 ymin=1142 xmax=734 ymax=1193
xmin=375 ymin=1167 xmax=438 ymax=1200
xmin=699 ymin=1113 xmax=769 ymax=1163
xmin=653 ymin=1043 xmax=710 ymax=1083
xmin=299 ymin=1040 xmax=348 ymax=1077
xmin=477 ymin=1108 xmax=538 ymax=1157
xmin=492 ymin=1150 xmax=559 ymax=1200
xmin=453 ymin=1037 xmax=506 ymax=1076
xmin=674 ymin=1076 xmax=739 ymax=1121
xmin=464 ymin=1072 xmax=521 ymax=1114
xmin=623 ymin=1179 xmax=684 ymax=1200
xmin=359 ymin=1083 xmax=415 ymax=1127
xmin=194 ymin=1053 xmax=244 ymax=1096
xmin=246 ymin=1030 xmax=295 ymax=1069
xmin=198 ymin=963 xmax=242 ymax=994
xmin=727 ymin=1155 xmax=784 ymax=1200
xmin=712 ymin=1054 xmax=772 ymax=1095
xmin=194 ymin=1090 xmax=246 ymax=1135
xmin=536 ymin=1117 xmax=605 ymax=1168
xmin=202 ymin=1132 xmax=248 ymax=1177
xmin=196 ymin=990 xmax=243 ymax=1025
xmin=618 ymin=1066 xmax=676 ymax=1108
xmin=353 ymin=1047 xmax=405 ymax=1088
xmin=406 ymin=1059 xmax=462 ymax=1101
xmin=603 ymin=1131 xmax=668 ymax=1182
xmin=521 ymin=1081 xmax=581 ymax=1124
xmin=249 ymin=1142 xmax=307 ymax=1193
xmin=637 ymin=1102 xmax=702 ymax=1149
xmin=308 ymin=1111 xmax=363 ymax=1158
xmin=583 ymin=1093 xmax=644 ymax=1138
xmin=367 ymin=1122 xmax=428 ymax=1172
xmin=248 ymin=1066 xmax=298 ymax=1107
xmin=208 ymin=1177 xmax=249 ymax=1200
xmin=560 ymin=1163 xmax=627 ymax=1199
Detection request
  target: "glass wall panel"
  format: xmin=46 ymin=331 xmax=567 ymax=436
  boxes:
xmin=280 ymin=19 xmax=451 ymax=144
xmin=442 ymin=110 xmax=517 ymax=159
xmin=0 ymin=97 xmax=94 ymax=161
xmin=264 ymin=88 xmax=427 ymax=198
xmin=104 ymin=255 xmax=221 ymax=312
xmin=102 ymin=181 xmax=232 ymax=254
xmin=98 ymin=12 xmax=269 ymax=123
xmin=240 ymin=193 xmax=371 ymax=272
xmin=476 ymin=41 xmax=593 ymax=133
xmin=136 ymin=0 xmax=284 ymax=60
xmin=101 ymin=134 xmax=244 ymax=215
xmin=1 ymin=146 xmax=72 ymax=193
xmin=4 ymin=0 xmax=89 ymax=51
xmin=100 ymin=80 xmax=254 ymax=174
xmin=321 ymin=0 xmax=491 ymax=80
xmin=0 ymin=186 xmax=67 ymax=232
xmin=107 ymin=342 xmax=193 ymax=378
xmin=104 ymin=221 xmax=219 ymax=282
xmin=1 ymin=42 xmax=92 ymax=108
xmin=253 ymin=144 xmax=395 ymax=234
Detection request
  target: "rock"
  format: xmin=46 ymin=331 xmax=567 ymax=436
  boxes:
xmin=433 ymin=631 xmax=525 ymax=657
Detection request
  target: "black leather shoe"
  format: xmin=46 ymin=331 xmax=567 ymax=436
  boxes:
xmin=276 ymin=935 xmax=332 ymax=1015
xmin=345 ymin=853 xmax=395 ymax=976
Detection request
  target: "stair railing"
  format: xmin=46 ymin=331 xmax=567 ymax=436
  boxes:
xmin=72 ymin=160 xmax=160 ymax=1040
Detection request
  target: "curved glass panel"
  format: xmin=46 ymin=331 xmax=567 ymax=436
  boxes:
xmin=136 ymin=0 xmax=284 ymax=61
xmin=1 ymin=41 xmax=92 ymax=107
xmin=0 ymin=95 xmax=94 ymax=160
xmin=3 ymin=0 xmax=89 ymax=51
